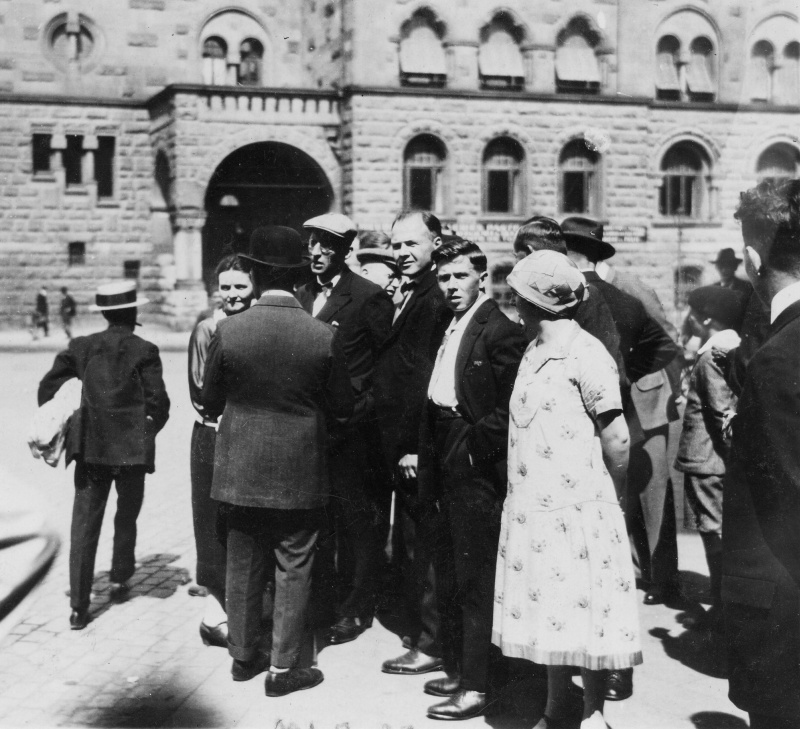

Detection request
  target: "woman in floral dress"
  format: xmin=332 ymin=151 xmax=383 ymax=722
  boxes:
xmin=492 ymin=251 xmax=642 ymax=729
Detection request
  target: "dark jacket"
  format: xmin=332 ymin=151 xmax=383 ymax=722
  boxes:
xmin=296 ymin=268 xmax=394 ymax=424
xmin=715 ymin=276 xmax=753 ymax=297
xmin=574 ymin=284 xmax=625 ymax=381
xmin=723 ymin=299 xmax=800 ymax=718
xmin=201 ymin=294 xmax=354 ymax=510
xmin=418 ymin=299 xmax=526 ymax=500
xmin=373 ymin=267 xmax=453 ymax=465
xmin=37 ymin=324 xmax=170 ymax=473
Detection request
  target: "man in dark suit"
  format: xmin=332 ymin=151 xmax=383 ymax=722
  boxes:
xmin=563 ymin=216 xmax=680 ymax=701
xmin=712 ymin=247 xmax=754 ymax=297
xmin=202 ymin=226 xmax=353 ymax=696
xmin=418 ymin=239 xmax=525 ymax=720
xmin=38 ymin=281 xmax=170 ymax=630
xmin=296 ymin=212 xmax=394 ymax=645
xmin=375 ymin=210 xmax=453 ymax=675
xmin=724 ymin=179 xmax=800 ymax=729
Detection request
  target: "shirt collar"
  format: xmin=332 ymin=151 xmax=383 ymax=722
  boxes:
xmin=698 ymin=329 xmax=740 ymax=355
xmin=317 ymin=274 xmax=341 ymax=291
xmin=770 ymin=280 xmax=800 ymax=323
xmin=447 ymin=293 xmax=490 ymax=334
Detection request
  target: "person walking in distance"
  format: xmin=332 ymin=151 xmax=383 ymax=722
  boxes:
xmin=37 ymin=281 xmax=170 ymax=630
xmin=59 ymin=286 xmax=77 ymax=340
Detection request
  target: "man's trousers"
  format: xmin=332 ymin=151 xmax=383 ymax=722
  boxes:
xmin=70 ymin=461 xmax=146 ymax=610
xmin=225 ymin=506 xmax=321 ymax=669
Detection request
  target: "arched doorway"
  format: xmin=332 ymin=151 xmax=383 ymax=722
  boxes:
xmin=202 ymin=142 xmax=334 ymax=288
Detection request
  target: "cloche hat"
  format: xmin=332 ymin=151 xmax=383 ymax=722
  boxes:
xmin=507 ymin=250 xmax=586 ymax=314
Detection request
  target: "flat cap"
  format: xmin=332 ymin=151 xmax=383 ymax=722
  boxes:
xmin=356 ymin=248 xmax=399 ymax=270
xmin=303 ymin=213 xmax=357 ymax=239
xmin=507 ymin=250 xmax=586 ymax=314
xmin=688 ymin=285 xmax=746 ymax=330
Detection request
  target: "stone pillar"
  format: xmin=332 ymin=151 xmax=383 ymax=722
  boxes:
xmin=527 ymin=43 xmax=556 ymax=93
xmin=444 ymin=40 xmax=479 ymax=90
xmin=82 ymin=134 xmax=97 ymax=188
xmin=165 ymin=210 xmax=208 ymax=329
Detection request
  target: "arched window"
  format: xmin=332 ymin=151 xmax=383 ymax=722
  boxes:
xmin=403 ymin=135 xmax=446 ymax=213
xmin=399 ymin=10 xmax=447 ymax=87
xmin=655 ymin=35 xmax=681 ymax=100
xmin=555 ymin=16 xmax=601 ymax=94
xmin=479 ymin=13 xmax=525 ymax=90
xmin=659 ymin=141 xmax=712 ymax=219
xmin=559 ymin=139 xmax=601 ymax=216
xmin=203 ymin=36 xmax=228 ymax=85
xmin=686 ymin=36 xmax=715 ymax=101
xmin=757 ymin=143 xmax=800 ymax=183
xmin=482 ymin=138 xmax=524 ymax=216
xmin=238 ymin=39 xmax=263 ymax=86
xmin=749 ymin=41 xmax=775 ymax=102
xmin=776 ymin=42 xmax=800 ymax=105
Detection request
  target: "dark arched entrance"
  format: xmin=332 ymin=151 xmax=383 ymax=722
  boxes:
xmin=202 ymin=142 xmax=334 ymax=288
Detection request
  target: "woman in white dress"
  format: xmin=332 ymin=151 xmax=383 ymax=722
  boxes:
xmin=492 ymin=251 xmax=642 ymax=729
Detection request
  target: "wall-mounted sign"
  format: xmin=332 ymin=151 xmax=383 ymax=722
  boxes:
xmin=604 ymin=226 xmax=648 ymax=244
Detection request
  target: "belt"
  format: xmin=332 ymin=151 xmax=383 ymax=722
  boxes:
xmin=428 ymin=400 xmax=462 ymax=420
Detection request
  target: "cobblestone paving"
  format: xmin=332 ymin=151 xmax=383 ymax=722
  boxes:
xmin=0 ymin=348 xmax=749 ymax=728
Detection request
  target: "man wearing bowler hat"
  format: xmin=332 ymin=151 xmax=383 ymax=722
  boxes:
xmin=202 ymin=226 xmax=353 ymax=696
xmin=712 ymin=248 xmax=753 ymax=296
xmin=38 ymin=281 xmax=170 ymax=630
xmin=295 ymin=212 xmax=394 ymax=645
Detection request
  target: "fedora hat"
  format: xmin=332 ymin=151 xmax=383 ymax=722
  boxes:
xmin=239 ymin=226 xmax=309 ymax=268
xmin=355 ymin=248 xmax=399 ymax=271
xmin=561 ymin=216 xmax=616 ymax=262
xmin=711 ymin=248 xmax=742 ymax=266
xmin=90 ymin=281 xmax=149 ymax=311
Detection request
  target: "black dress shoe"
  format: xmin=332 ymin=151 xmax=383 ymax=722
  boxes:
xmin=605 ymin=668 xmax=633 ymax=701
xmin=424 ymin=675 xmax=461 ymax=697
xmin=109 ymin=582 xmax=130 ymax=602
xmin=69 ymin=609 xmax=90 ymax=630
xmin=382 ymin=648 xmax=444 ymax=675
xmin=264 ymin=667 xmax=324 ymax=697
xmin=199 ymin=621 xmax=228 ymax=648
xmin=427 ymin=690 xmax=487 ymax=720
xmin=231 ymin=652 xmax=270 ymax=682
xmin=327 ymin=615 xmax=372 ymax=645
xmin=643 ymin=582 xmax=681 ymax=605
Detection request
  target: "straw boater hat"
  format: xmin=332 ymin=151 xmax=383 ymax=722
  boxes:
xmin=239 ymin=226 xmax=309 ymax=268
xmin=561 ymin=216 xmax=616 ymax=262
xmin=507 ymin=250 xmax=586 ymax=314
xmin=303 ymin=213 xmax=358 ymax=243
xmin=90 ymin=281 xmax=149 ymax=311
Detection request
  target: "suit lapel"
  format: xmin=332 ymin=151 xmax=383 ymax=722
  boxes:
xmin=453 ymin=299 xmax=493 ymax=407
xmin=767 ymin=299 xmax=800 ymax=340
xmin=317 ymin=270 xmax=353 ymax=324
xmin=389 ymin=268 xmax=436 ymax=338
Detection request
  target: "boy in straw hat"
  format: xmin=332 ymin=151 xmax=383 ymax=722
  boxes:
xmin=37 ymin=281 xmax=170 ymax=630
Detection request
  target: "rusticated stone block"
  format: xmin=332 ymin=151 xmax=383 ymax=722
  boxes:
xmin=129 ymin=0 xmax=165 ymax=8
xmin=127 ymin=33 xmax=158 ymax=47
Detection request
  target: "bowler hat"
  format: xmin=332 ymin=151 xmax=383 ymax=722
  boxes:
xmin=90 ymin=281 xmax=149 ymax=311
xmin=507 ymin=250 xmax=586 ymax=314
xmin=239 ymin=226 xmax=309 ymax=268
xmin=562 ymin=216 xmax=616 ymax=262
xmin=688 ymin=285 xmax=746 ymax=330
xmin=711 ymin=248 xmax=742 ymax=266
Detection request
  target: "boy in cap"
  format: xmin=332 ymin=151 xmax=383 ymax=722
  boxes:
xmin=38 ymin=281 xmax=170 ymax=630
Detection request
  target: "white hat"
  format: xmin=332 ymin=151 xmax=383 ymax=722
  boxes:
xmin=303 ymin=212 xmax=357 ymax=239
xmin=89 ymin=281 xmax=149 ymax=311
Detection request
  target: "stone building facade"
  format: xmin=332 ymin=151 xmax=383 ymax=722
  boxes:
xmin=0 ymin=0 xmax=798 ymax=327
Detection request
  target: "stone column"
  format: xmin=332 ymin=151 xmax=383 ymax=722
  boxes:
xmin=82 ymin=134 xmax=97 ymax=189
xmin=444 ymin=40 xmax=479 ymax=90
xmin=527 ymin=43 xmax=556 ymax=93
xmin=166 ymin=210 xmax=208 ymax=329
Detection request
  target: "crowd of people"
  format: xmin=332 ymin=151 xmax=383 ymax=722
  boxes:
xmin=35 ymin=177 xmax=800 ymax=728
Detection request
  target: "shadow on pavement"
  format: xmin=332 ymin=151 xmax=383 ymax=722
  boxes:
xmin=690 ymin=711 xmax=748 ymax=728
xmin=649 ymin=626 xmax=728 ymax=679
xmin=680 ymin=570 xmax=712 ymax=605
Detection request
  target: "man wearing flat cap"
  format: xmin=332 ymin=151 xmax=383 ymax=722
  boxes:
xmin=38 ymin=281 xmax=170 ymax=630
xmin=295 ymin=212 xmax=395 ymax=645
xmin=202 ymin=226 xmax=354 ymax=696
xmin=563 ymin=216 xmax=680 ymax=702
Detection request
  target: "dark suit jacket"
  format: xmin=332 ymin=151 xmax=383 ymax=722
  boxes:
xmin=723 ymin=299 xmax=800 ymax=718
xmin=574 ymin=283 xmax=625 ymax=383
xmin=37 ymin=324 xmax=170 ymax=473
xmin=373 ymin=267 xmax=453 ymax=466
xmin=296 ymin=268 xmax=394 ymax=424
xmin=418 ymin=299 xmax=526 ymax=501
xmin=201 ymin=294 xmax=354 ymax=510
xmin=715 ymin=276 xmax=753 ymax=297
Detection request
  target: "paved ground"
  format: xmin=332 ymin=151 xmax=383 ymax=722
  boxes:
xmin=0 ymin=342 xmax=750 ymax=729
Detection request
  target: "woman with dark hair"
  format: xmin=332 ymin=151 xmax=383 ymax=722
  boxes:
xmin=188 ymin=253 xmax=257 ymax=646
xmin=492 ymin=251 xmax=641 ymax=729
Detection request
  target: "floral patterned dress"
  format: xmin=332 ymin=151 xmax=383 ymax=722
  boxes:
xmin=492 ymin=323 xmax=643 ymax=670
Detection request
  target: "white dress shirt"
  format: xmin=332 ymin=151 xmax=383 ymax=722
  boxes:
xmin=770 ymin=280 xmax=800 ymax=323
xmin=312 ymin=274 xmax=341 ymax=316
xmin=428 ymin=293 xmax=490 ymax=408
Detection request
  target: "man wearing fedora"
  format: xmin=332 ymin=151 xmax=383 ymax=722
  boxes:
xmin=38 ymin=281 xmax=170 ymax=630
xmin=202 ymin=226 xmax=353 ymax=696
xmin=712 ymin=247 xmax=754 ymax=296
xmin=562 ymin=216 xmax=680 ymax=702
xmin=295 ymin=213 xmax=395 ymax=645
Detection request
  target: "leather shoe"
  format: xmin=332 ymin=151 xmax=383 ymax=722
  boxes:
xmin=424 ymin=675 xmax=461 ymax=697
xmin=643 ymin=582 xmax=680 ymax=606
xmin=382 ymin=648 xmax=444 ymax=675
xmin=265 ymin=667 xmax=324 ymax=696
xmin=231 ymin=652 xmax=270 ymax=682
xmin=605 ymin=668 xmax=633 ymax=701
xmin=199 ymin=621 xmax=228 ymax=648
xmin=69 ymin=609 xmax=90 ymax=630
xmin=109 ymin=582 xmax=130 ymax=602
xmin=327 ymin=615 xmax=372 ymax=645
xmin=427 ymin=690 xmax=487 ymax=720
